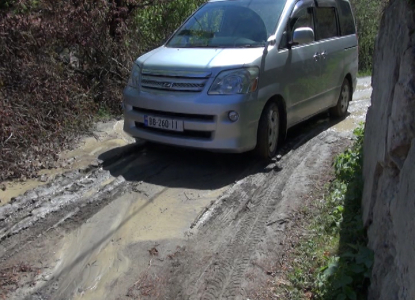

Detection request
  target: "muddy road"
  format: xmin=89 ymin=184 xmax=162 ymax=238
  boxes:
xmin=0 ymin=78 xmax=372 ymax=300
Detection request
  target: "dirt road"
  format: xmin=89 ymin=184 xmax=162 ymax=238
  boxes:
xmin=0 ymin=78 xmax=372 ymax=300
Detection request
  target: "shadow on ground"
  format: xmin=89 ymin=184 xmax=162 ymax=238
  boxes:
xmin=98 ymin=112 xmax=347 ymax=190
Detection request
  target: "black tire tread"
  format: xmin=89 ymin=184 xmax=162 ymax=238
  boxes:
xmin=255 ymin=102 xmax=279 ymax=159
xmin=330 ymin=78 xmax=351 ymax=118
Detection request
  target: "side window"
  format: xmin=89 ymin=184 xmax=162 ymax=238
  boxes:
xmin=338 ymin=1 xmax=356 ymax=35
xmin=279 ymin=7 xmax=314 ymax=48
xmin=314 ymin=7 xmax=338 ymax=40
xmin=290 ymin=8 xmax=314 ymax=34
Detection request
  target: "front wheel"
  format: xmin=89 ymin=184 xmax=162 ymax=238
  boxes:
xmin=330 ymin=78 xmax=351 ymax=118
xmin=255 ymin=102 xmax=279 ymax=159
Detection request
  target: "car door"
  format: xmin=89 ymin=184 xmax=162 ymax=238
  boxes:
xmin=280 ymin=2 xmax=325 ymax=126
xmin=313 ymin=4 xmax=344 ymax=109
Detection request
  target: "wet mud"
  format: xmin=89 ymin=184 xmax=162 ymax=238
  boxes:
xmin=0 ymin=78 xmax=372 ymax=300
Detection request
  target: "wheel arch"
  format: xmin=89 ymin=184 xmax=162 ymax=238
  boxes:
xmin=344 ymin=73 xmax=353 ymax=94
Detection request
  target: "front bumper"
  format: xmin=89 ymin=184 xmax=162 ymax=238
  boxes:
xmin=123 ymin=86 xmax=261 ymax=153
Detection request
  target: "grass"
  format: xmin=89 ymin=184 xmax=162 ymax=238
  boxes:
xmin=95 ymin=106 xmax=113 ymax=122
xmin=358 ymin=70 xmax=372 ymax=78
xmin=276 ymin=123 xmax=373 ymax=300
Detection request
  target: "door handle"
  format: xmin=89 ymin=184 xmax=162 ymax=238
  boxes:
xmin=313 ymin=53 xmax=320 ymax=61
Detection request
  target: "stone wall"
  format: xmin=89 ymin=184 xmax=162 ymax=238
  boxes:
xmin=362 ymin=0 xmax=415 ymax=299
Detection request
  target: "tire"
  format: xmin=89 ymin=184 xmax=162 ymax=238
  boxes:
xmin=255 ymin=102 xmax=279 ymax=159
xmin=330 ymin=78 xmax=351 ymax=118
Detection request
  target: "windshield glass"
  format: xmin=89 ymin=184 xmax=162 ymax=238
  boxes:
xmin=166 ymin=0 xmax=287 ymax=48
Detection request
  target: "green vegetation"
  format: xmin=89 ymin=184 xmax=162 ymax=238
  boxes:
xmin=351 ymin=0 xmax=388 ymax=73
xmin=280 ymin=124 xmax=373 ymax=299
xmin=358 ymin=70 xmax=372 ymax=78
xmin=132 ymin=0 xmax=204 ymax=52
xmin=0 ymin=0 xmax=205 ymax=181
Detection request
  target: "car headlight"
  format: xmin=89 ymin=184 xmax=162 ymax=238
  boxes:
xmin=208 ymin=67 xmax=259 ymax=95
xmin=127 ymin=63 xmax=140 ymax=88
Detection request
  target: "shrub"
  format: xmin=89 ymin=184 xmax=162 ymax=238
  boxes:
xmin=0 ymin=0 xmax=203 ymax=181
xmin=351 ymin=0 xmax=388 ymax=72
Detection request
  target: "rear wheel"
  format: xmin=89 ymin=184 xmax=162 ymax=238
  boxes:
xmin=330 ymin=78 xmax=351 ymax=118
xmin=256 ymin=102 xmax=279 ymax=159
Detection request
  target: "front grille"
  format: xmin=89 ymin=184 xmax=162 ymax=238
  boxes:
xmin=141 ymin=80 xmax=205 ymax=91
xmin=135 ymin=122 xmax=212 ymax=140
xmin=133 ymin=107 xmax=215 ymax=122
xmin=140 ymin=74 xmax=209 ymax=92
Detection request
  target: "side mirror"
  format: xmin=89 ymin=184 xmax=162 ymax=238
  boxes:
xmin=291 ymin=27 xmax=314 ymax=46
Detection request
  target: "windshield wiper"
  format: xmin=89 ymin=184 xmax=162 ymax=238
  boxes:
xmin=180 ymin=45 xmax=221 ymax=48
xmin=237 ymin=43 xmax=265 ymax=48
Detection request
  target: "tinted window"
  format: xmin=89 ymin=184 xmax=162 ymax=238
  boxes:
xmin=338 ymin=0 xmax=356 ymax=35
xmin=315 ymin=7 xmax=338 ymax=40
xmin=291 ymin=8 xmax=314 ymax=33
xmin=280 ymin=6 xmax=314 ymax=48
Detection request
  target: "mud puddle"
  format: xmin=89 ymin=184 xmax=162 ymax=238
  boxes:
xmin=52 ymin=186 xmax=225 ymax=300
xmin=336 ymin=78 xmax=371 ymax=131
xmin=0 ymin=121 xmax=134 ymax=206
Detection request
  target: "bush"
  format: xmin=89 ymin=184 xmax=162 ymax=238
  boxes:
xmin=0 ymin=0 xmax=204 ymax=181
xmin=132 ymin=0 xmax=205 ymax=52
xmin=351 ymin=0 xmax=388 ymax=72
xmin=277 ymin=124 xmax=373 ymax=300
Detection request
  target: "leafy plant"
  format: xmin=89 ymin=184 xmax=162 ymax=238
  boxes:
xmin=131 ymin=0 xmax=205 ymax=52
xmin=277 ymin=123 xmax=373 ymax=300
xmin=350 ymin=0 xmax=388 ymax=72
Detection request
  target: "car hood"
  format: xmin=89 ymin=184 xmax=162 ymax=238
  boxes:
xmin=137 ymin=46 xmax=264 ymax=76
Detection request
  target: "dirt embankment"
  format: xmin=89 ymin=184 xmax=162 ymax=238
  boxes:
xmin=0 ymin=0 xmax=143 ymax=182
xmin=0 ymin=79 xmax=371 ymax=300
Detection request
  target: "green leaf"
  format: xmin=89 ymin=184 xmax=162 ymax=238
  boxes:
xmin=344 ymin=286 xmax=357 ymax=300
xmin=333 ymin=275 xmax=353 ymax=289
xmin=336 ymin=293 xmax=347 ymax=300
xmin=349 ymin=263 xmax=364 ymax=273
xmin=356 ymin=246 xmax=374 ymax=266
xmin=324 ymin=259 xmax=339 ymax=277
xmin=341 ymin=251 xmax=356 ymax=258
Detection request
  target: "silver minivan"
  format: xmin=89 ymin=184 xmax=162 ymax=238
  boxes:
xmin=123 ymin=0 xmax=358 ymax=158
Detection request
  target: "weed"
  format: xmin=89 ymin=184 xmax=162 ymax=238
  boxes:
xmin=275 ymin=123 xmax=373 ymax=300
xmin=357 ymin=70 xmax=372 ymax=78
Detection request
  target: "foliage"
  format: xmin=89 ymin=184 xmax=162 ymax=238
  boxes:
xmin=0 ymin=0 xmax=204 ymax=181
xmin=132 ymin=0 xmax=204 ymax=53
xmin=281 ymin=124 xmax=373 ymax=300
xmin=350 ymin=0 xmax=388 ymax=72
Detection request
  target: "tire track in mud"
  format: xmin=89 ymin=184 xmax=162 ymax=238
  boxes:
xmin=0 ymin=142 xmax=265 ymax=300
xmin=0 ymin=146 xmax=180 ymax=259
xmin=171 ymin=131 xmax=346 ymax=300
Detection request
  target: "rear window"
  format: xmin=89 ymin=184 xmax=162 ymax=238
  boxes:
xmin=337 ymin=0 xmax=356 ymax=35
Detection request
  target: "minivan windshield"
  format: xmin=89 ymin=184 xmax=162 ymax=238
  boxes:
xmin=166 ymin=0 xmax=287 ymax=48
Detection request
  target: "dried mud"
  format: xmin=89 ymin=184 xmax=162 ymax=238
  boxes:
xmin=0 ymin=79 xmax=371 ymax=300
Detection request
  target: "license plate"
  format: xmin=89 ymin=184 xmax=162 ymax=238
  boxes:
xmin=144 ymin=115 xmax=184 ymax=132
